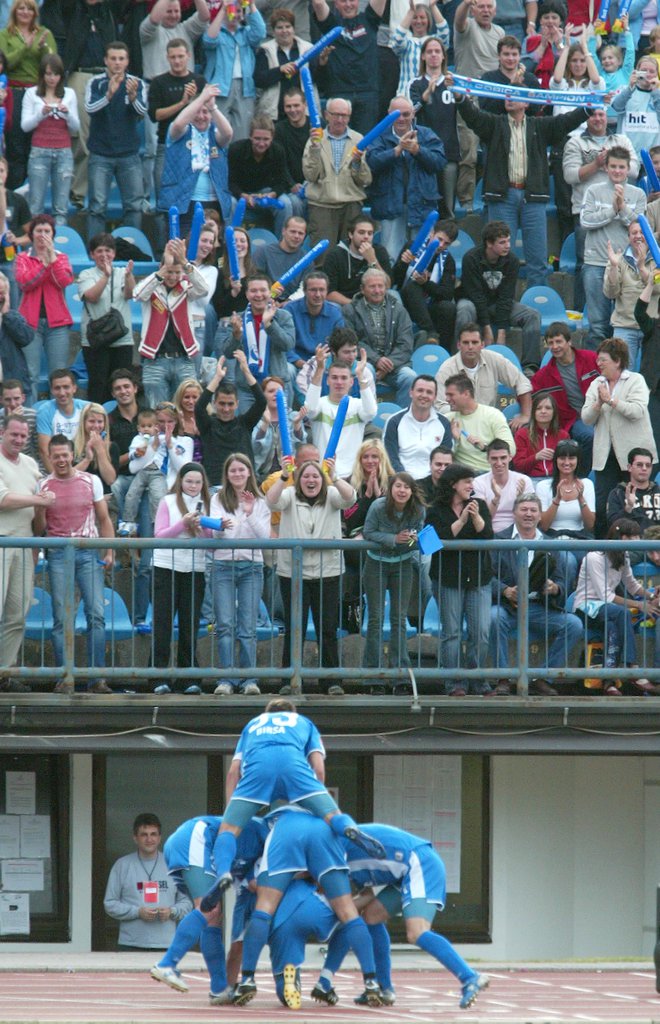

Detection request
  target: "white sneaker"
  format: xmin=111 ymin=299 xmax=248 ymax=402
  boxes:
xmin=118 ymin=520 xmax=138 ymax=537
xmin=150 ymin=964 xmax=189 ymax=992
xmin=242 ymin=682 xmax=261 ymax=695
xmin=209 ymin=987 xmax=234 ymax=1005
xmin=214 ymin=682 xmax=234 ymax=695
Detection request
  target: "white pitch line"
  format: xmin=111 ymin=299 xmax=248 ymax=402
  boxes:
xmin=527 ymin=1006 xmax=562 ymax=1015
xmin=602 ymin=991 xmax=638 ymax=1000
xmin=485 ymin=1000 xmax=518 ymax=1008
xmin=573 ymin=1014 xmax=602 ymax=1021
xmin=561 ymin=985 xmax=596 ymax=992
xmin=517 ymin=978 xmax=553 ymax=986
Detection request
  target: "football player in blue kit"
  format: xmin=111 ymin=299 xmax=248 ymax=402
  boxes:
xmin=311 ymin=823 xmax=489 ymax=1011
xmin=268 ymin=878 xmax=340 ymax=1010
xmin=200 ymin=699 xmax=385 ymax=912
xmin=233 ymin=808 xmax=383 ymax=1007
xmin=149 ymin=814 xmax=267 ymax=1005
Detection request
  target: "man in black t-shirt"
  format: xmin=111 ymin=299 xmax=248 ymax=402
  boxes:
xmin=324 ymin=214 xmax=391 ymax=306
xmin=148 ymin=38 xmax=207 ymax=203
xmin=274 ymin=88 xmax=310 ymax=193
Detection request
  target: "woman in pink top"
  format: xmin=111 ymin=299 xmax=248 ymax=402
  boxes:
xmin=15 ymin=212 xmax=73 ymax=403
xmin=21 ymin=54 xmax=79 ymax=224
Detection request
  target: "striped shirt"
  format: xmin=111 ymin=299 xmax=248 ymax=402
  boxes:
xmin=390 ymin=24 xmax=450 ymax=98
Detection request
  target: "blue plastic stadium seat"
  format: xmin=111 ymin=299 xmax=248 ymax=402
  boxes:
xmin=449 ymin=229 xmax=474 ymax=278
xmin=53 ymin=225 xmax=89 ymax=275
xmin=559 ymin=233 xmax=576 ymax=274
xmin=519 ymin=285 xmax=568 ymax=331
xmin=372 ymin=401 xmax=401 ymax=431
xmin=412 ymin=344 xmax=451 ymax=378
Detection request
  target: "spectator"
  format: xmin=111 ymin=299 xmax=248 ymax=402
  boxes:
xmin=174 ymin=378 xmax=204 ymax=463
xmin=391 ymin=0 xmax=449 ymax=99
xmin=511 ymin=392 xmax=570 ymax=476
xmin=147 ymin=38 xmax=207 ymax=207
xmin=521 ymin=0 xmax=565 ymax=90
xmin=203 ymin=0 xmax=266 ymax=142
xmin=426 ymin=463 xmax=493 ymax=696
xmin=384 ymin=374 xmax=452 ymax=477
xmin=636 ymin=522 xmax=660 ymax=695
xmin=78 ymin=233 xmax=136 ymax=404
xmin=324 ymin=214 xmax=391 ymax=306
xmin=309 ymin=0 xmax=386 ymax=136
xmin=72 ymin=401 xmax=119 ymax=494
xmin=457 ymin=221 xmax=542 ymax=373
xmin=151 ymin=461 xmax=213 ymax=694
xmin=36 ymin=368 xmax=87 ymax=471
xmin=121 ymin=403 xmax=194 ymax=535
xmin=0 ymin=380 xmax=37 ymax=459
xmin=362 ymin=472 xmax=425 ymax=693
xmin=0 ymin=0 xmax=56 ymax=189
xmin=473 ymin=437 xmax=533 ymax=530
xmin=252 ymin=215 xmax=308 ymax=299
xmin=104 ymin=813 xmax=192 ymax=949
xmin=581 ymin=146 xmax=646 ymax=348
xmin=536 ymin=439 xmax=595 ymax=588
xmin=305 ymin=344 xmax=376 ymax=477
xmin=194 ymin=352 xmax=266 ymax=486
xmin=35 ymin=434 xmax=115 ymax=695
xmin=574 ymin=518 xmax=656 ymax=694
xmin=391 ymin=219 xmax=458 ymax=350
xmin=210 ymin=453 xmax=271 ymax=695
xmin=450 ymin=83 xmax=589 ymax=289
xmin=417 ymin=442 xmax=453 ymax=503
xmin=158 ymin=83 xmax=233 ymax=236
xmin=140 ymin=0 xmax=210 ymax=202
xmin=610 ymin=57 xmax=660 ymax=159
xmin=0 ymin=413 xmax=53 ymax=692
xmin=21 ymin=53 xmax=79 ymax=225
xmin=410 ymin=38 xmax=459 ymax=218
xmin=84 ymin=41 xmax=147 ymax=242
xmin=606 ymin=445 xmax=660 ymax=532
xmin=208 ymin=226 xmax=254 ymax=347
xmin=60 ymin=0 xmax=118 ymax=207
xmin=434 ymin=321 xmax=532 ymax=426
xmin=188 ymin=223 xmax=219 ymax=363
xmin=220 ymin=273 xmax=295 ymax=411
xmin=134 ymin=238 xmax=210 ymax=407
xmin=0 ymin=155 xmax=30 ymax=310
xmin=266 ymin=455 xmax=356 ymax=694
xmin=254 ymin=9 xmax=318 ymax=122
xmin=479 ymin=34 xmax=541 ymax=114
xmin=634 ymin=266 xmax=660 ymax=449
xmin=530 ymin=320 xmax=599 ymax=467
xmin=562 ymin=106 xmax=638 ymax=311
xmin=343 ymin=267 xmax=416 ymax=406
xmin=252 ymin=375 xmax=306 ymax=481
xmin=445 ymin=370 xmax=516 ymax=472
xmin=274 ymin=87 xmax=310 ymax=191
xmin=286 ymin=271 xmax=344 ymax=383
xmin=16 ymin=213 xmax=74 ymax=405
xmin=0 ymin=276 xmax=32 ymax=398
xmin=452 ymin=0 xmax=503 ymax=212
xmin=302 ymin=98 xmax=373 ymax=252
xmin=587 ymin=17 xmax=634 ymax=121
xmin=582 ymin=336 xmax=657 ymax=535
xmin=295 ymin=323 xmax=374 ymax=398
xmin=605 ymin=223 xmax=660 ymax=376
xmin=365 ymin=94 xmax=446 ymax=263
xmin=228 ymin=114 xmax=301 ymax=237
xmin=489 ymin=491 xmax=583 ymax=695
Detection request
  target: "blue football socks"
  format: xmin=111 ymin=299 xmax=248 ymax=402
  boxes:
xmin=200 ymin=925 xmax=227 ymax=994
xmin=241 ymin=909 xmax=273 ymax=974
xmin=158 ymin=908 xmax=206 ymax=968
xmin=416 ymin=929 xmax=474 ymax=984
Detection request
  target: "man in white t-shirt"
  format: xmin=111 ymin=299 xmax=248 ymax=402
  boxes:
xmin=36 ymin=369 xmax=87 ymax=473
xmin=473 ymin=437 xmax=532 ymax=530
xmin=305 ymin=344 xmax=377 ymax=478
xmin=0 ymin=415 xmax=54 ymax=692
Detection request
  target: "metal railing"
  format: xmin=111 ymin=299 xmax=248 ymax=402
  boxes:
xmin=4 ymin=535 xmax=660 ymax=696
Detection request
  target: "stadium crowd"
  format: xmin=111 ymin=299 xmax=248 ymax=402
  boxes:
xmin=1 ymin=0 xmax=660 ymax=695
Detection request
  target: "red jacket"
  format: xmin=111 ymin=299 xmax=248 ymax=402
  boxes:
xmin=530 ymin=348 xmax=599 ymax=431
xmin=15 ymin=250 xmax=74 ymax=329
xmin=512 ymin=426 xmax=570 ymax=476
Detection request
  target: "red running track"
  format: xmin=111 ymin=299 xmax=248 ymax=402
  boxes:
xmin=1 ymin=967 xmax=660 ymax=1022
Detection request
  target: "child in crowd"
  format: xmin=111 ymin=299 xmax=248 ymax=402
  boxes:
xmin=588 ymin=16 xmax=635 ymax=121
xmin=119 ymin=405 xmax=194 ymax=536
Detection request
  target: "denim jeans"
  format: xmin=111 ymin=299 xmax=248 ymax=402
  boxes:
xmin=487 ymin=190 xmax=548 ymax=287
xmin=48 ymin=547 xmax=106 ymax=674
xmin=28 ymin=146 xmax=74 ymax=224
xmin=24 ymin=321 xmax=71 ymax=404
xmin=88 ymin=152 xmax=143 ymax=241
xmin=363 ymin=556 xmax=412 ymax=675
xmin=380 ymin=215 xmax=408 ymax=265
xmin=582 ymin=264 xmax=613 ymax=349
xmin=489 ymin=600 xmax=583 ymax=674
xmin=439 ymin=584 xmax=492 ymax=695
xmin=569 ymin=417 xmax=594 ymax=475
xmin=580 ymin=602 xmax=637 ymax=666
xmin=141 ymin=355 xmax=198 ymax=407
xmin=212 ymin=559 xmax=263 ymax=691
xmin=111 ymin=477 xmax=152 ymax=623
xmin=613 ymin=326 xmax=642 ymax=372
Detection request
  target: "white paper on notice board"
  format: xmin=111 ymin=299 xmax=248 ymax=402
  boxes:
xmin=20 ymin=816 xmax=50 ymax=859
xmin=6 ymin=772 xmax=36 ymax=815
xmin=0 ymin=815 xmax=20 ymax=858
xmin=1 ymin=859 xmax=44 ymax=891
xmin=0 ymin=892 xmax=29 ymax=935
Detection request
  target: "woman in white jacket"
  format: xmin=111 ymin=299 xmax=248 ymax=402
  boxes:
xmin=21 ymin=54 xmax=79 ymax=224
xmin=211 ymin=452 xmax=271 ymax=695
xmin=254 ymin=8 xmax=318 ymax=121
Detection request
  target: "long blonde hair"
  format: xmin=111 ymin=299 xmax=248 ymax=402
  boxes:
xmin=73 ymin=403 xmax=111 ymax=462
xmin=7 ymin=0 xmax=39 ymax=34
xmin=350 ymin=439 xmax=394 ymax=493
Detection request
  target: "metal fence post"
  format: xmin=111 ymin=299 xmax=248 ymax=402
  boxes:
xmin=290 ymin=546 xmax=304 ymax=695
xmin=62 ymin=544 xmax=76 ymax=689
xmin=516 ymin=544 xmax=530 ymax=696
